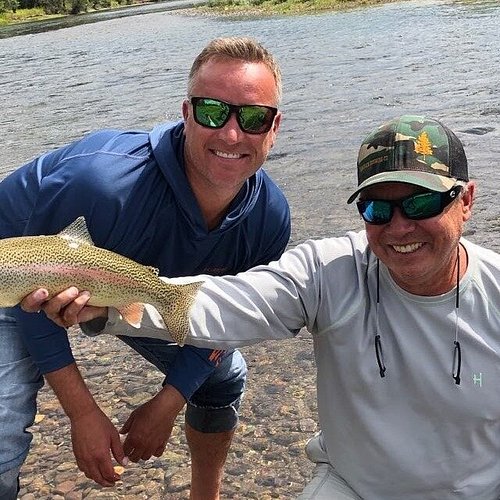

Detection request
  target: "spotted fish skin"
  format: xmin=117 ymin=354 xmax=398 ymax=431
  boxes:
xmin=0 ymin=217 xmax=201 ymax=345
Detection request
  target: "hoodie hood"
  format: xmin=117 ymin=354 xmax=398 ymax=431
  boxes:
xmin=149 ymin=121 xmax=264 ymax=238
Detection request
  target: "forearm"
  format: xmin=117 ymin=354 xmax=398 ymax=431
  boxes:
xmin=45 ymin=362 xmax=100 ymax=420
xmin=97 ymin=274 xmax=302 ymax=347
xmin=83 ymin=256 xmax=312 ymax=348
xmin=81 ymin=304 xmax=179 ymax=342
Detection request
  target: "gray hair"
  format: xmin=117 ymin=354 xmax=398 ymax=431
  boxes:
xmin=455 ymin=180 xmax=467 ymax=197
xmin=188 ymin=37 xmax=282 ymax=104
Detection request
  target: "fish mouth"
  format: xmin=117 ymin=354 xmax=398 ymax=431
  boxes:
xmin=391 ymin=242 xmax=424 ymax=254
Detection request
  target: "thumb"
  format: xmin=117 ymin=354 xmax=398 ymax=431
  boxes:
xmin=110 ymin=430 xmax=128 ymax=466
xmin=20 ymin=289 xmax=49 ymax=313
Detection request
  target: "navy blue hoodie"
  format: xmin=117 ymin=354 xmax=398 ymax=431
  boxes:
xmin=0 ymin=121 xmax=290 ymax=398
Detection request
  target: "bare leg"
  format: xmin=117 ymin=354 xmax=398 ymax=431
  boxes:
xmin=186 ymin=423 xmax=235 ymax=500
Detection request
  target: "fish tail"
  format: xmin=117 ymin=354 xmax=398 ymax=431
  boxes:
xmin=157 ymin=281 xmax=203 ymax=345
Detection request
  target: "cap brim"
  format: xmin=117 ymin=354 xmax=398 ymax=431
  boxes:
xmin=347 ymin=171 xmax=457 ymax=204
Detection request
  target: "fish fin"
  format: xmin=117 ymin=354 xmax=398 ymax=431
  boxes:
xmin=58 ymin=216 xmax=95 ymax=246
xmin=157 ymin=281 xmax=203 ymax=346
xmin=117 ymin=303 xmax=145 ymax=328
xmin=58 ymin=218 xmax=160 ymax=276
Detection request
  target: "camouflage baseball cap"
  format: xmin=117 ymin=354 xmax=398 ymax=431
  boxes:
xmin=347 ymin=115 xmax=469 ymax=203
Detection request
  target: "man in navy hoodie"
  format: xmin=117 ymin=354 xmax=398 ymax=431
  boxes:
xmin=0 ymin=37 xmax=290 ymax=499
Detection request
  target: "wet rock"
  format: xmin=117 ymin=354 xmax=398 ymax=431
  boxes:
xmin=165 ymin=466 xmax=191 ymax=492
xmin=64 ymin=492 xmax=83 ymax=500
xmin=53 ymin=480 xmax=76 ymax=495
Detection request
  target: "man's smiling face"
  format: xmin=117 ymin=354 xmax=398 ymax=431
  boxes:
xmin=182 ymin=57 xmax=281 ymax=198
xmin=362 ymin=181 xmax=474 ymax=295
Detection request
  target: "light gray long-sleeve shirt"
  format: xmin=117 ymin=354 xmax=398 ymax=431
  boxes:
xmin=100 ymin=231 xmax=500 ymax=500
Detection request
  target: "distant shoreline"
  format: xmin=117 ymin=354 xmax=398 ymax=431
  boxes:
xmin=186 ymin=0 xmax=403 ymax=17
xmin=0 ymin=0 xmax=157 ymax=27
xmin=0 ymin=0 xmax=403 ymax=27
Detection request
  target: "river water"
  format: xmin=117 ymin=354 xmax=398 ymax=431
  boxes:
xmin=0 ymin=1 xmax=499 ymax=497
xmin=1 ymin=0 xmax=499 ymax=250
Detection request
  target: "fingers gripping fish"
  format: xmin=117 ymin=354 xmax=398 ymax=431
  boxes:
xmin=0 ymin=217 xmax=202 ymax=345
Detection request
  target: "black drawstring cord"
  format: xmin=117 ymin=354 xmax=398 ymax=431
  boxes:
xmin=452 ymin=341 xmax=461 ymax=385
xmin=452 ymin=246 xmax=461 ymax=385
xmin=374 ymin=259 xmax=386 ymax=378
xmin=375 ymin=334 xmax=386 ymax=378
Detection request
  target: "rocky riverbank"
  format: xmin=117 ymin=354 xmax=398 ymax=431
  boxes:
xmin=19 ymin=328 xmax=317 ymax=499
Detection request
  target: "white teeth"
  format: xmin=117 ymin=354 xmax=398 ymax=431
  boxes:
xmin=214 ymin=150 xmax=241 ymax=159
xmin=392 ymin=243 xmax=424 ymax=254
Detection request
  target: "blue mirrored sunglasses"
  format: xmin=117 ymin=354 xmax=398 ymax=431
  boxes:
xmin=357 ymin=186 xmax=463 ymax=225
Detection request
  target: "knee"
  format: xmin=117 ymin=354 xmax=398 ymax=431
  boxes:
xmin=224 ymin=349 xmax=247 ymax=397
xmin=0 ymin=312 xmax=43 ymax=471
xmin=194 ymin=350 xmax=247 ymax=405
xmin=186 ymin=350 xmax=247 ymax=433
xmin=305 ymin=433 xmax=329 ymax=463
xmin=217 ymin=349 xmax=248 ymax=405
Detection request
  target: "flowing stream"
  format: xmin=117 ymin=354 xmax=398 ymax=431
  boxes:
xmin=1 ymin=1 xmax=499 ymax=496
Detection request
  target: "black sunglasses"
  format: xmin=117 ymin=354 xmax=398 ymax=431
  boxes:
xmin=357 ymin=186 xmax=463 ymax=225
xmin=190 ymin=97 xmax=278 ymax=135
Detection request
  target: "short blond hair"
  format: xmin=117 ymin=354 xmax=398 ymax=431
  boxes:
xmin=188 ymin=37 xmax=282 ymax=104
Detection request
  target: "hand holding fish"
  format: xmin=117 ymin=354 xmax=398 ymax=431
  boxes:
xmin=1 ymin=217 xmax=202 ymax=345
xmin=21 ymin=286 xmax=108 ymax=328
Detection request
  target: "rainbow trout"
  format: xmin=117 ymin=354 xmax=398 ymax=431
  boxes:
xmin=0 ymin=217 xmax=202 ymax=345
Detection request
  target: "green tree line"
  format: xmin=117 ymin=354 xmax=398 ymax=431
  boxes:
xmin=0 ymin=0 xmax=137 ymax=16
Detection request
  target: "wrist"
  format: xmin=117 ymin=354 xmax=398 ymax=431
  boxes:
xmin=156 ymin=384 xmax=187 ymax=413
